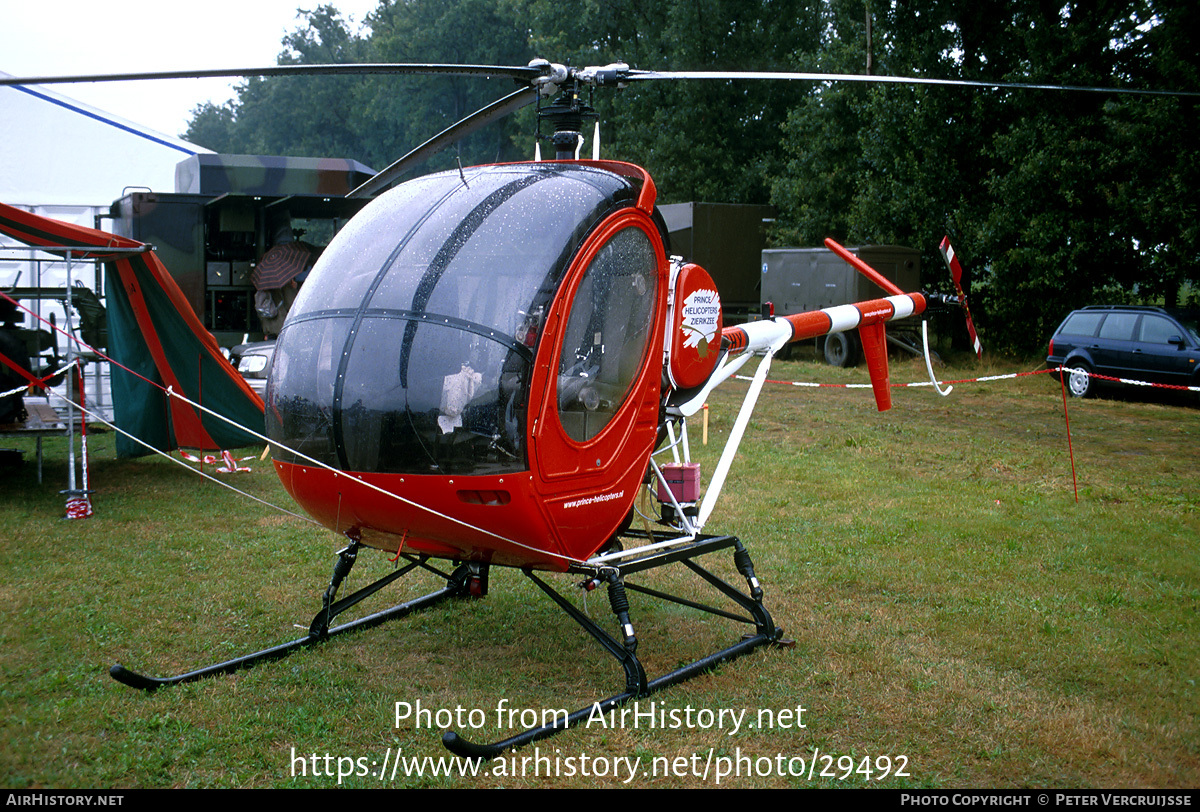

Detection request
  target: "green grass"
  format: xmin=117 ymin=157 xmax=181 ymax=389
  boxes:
xmin=1 ymin=354 xmax=1196 ymax=788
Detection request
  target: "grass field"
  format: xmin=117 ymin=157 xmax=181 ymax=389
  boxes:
xmin=1 ymin=354 xmax=1196 ymax=788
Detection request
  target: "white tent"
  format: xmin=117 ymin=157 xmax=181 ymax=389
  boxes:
xmin=0 ymin=72 xmax=212 ymax=208
xmin=1 ymin=74 xmax=213 ymax=421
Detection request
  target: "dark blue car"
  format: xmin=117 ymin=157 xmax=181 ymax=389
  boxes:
xmin=1046 ymin=306 xmax=1200 ymax=399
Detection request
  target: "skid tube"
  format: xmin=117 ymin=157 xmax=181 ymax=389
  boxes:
xmin=110 ymin=542 xmax=478 ymax=690
xmin=442 ymin=531 xmax=786 ymax=760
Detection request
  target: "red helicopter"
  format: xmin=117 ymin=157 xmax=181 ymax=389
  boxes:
xmin=3 ymin=58 xmax=1139 ymax=758
xmin=251 ymin=160 xmax=923 ymax=756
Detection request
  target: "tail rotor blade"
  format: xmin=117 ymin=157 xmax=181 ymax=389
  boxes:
xmin=938 ymin=237 xmax=983 ymax=359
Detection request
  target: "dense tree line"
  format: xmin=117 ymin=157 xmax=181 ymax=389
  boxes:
xmin=184 ymin=0 xmax=1199 ymax=354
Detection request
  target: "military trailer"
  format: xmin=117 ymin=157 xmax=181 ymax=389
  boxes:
xmin=761 ymin=245 xmax=921 ymax=366
xmin=107 ymin=153 xmax=374 ymax=347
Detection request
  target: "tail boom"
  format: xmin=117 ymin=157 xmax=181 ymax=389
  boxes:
xmin=720 ymin=292 xmax=926 ymax=411
xmin=721 ymin=292 xmax=926 ymax=354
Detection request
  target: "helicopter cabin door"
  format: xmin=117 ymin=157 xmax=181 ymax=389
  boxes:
xmin=528 ymin=207 xmax=668 ymax=557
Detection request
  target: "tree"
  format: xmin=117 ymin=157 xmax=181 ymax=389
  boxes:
xmin=185 ymin=0 xmax=823 ymax=202
xmin=520 ymin=0 xmax=824 ymax=203
xmin=770 ymin=0 xmax=1200 ymax=354
xmin=183 ymin=6 xmax=370 ymax=160
xmin=349 ymin=0 xmax=534 ymax=176
xmin=184 ymin=101 xmax=240 ymax=154
xmin=183 ymin=1 xmax=1199 ymax=352
xmin=971 ymin=1 xmax=1200 ymax=350
xmin=1103 ymin=0 xmax=1200 ymax=308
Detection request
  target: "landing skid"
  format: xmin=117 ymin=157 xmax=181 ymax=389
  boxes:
xmin=109 ymin=532 xmax=786 ymax=759
xmin=110 ymin=546 xmax=477 ymax=689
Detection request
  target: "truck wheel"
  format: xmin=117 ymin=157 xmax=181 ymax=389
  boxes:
xmin=823 ymin=332 xmax=859 ymax=367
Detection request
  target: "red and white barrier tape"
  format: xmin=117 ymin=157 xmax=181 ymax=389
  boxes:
xmin=72 ymin=361 xmax=93 ymax=520
xmin=739 ymin=366 xmax=1200 ymax=393
xmin=65 ymin=495 xmax=94 ymax=519
xmin=0 ymin=361 xmax=78 ymax=400
xmin=732 ymin=364 xmax=1194 ymax=505
xmin=1060 ymin=367 xmax=1200 ymax=393
xmin=179 ymin=449 xmax=254 ymax=473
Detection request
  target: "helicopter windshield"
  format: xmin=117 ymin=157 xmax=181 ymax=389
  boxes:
xmin=267 ymin=163 xmax=638 ymax=475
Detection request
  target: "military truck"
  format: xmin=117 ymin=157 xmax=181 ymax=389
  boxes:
xmin=658 ymin=202 xmax=775 ymax=323
xmin=107 ymin=153 xmax=374 ymax=347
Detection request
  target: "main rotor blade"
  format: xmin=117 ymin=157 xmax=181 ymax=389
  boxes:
xmin=616 ymin=69 xmax=1200 ymax=98
xmin=6 ymin=62 xmax=1193 ymax=99
xmin=0 ymin=63 xmax=544 ymax=87
xmin=348 ymin=86 xmax=539 ymax=199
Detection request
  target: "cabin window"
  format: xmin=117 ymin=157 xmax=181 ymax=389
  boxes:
xmin=268 ymin=163 xmax=638 ymax=475
xmin=557 ymin=226 xmax=658 ymax=442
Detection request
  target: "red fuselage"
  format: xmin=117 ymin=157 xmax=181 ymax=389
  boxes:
xmin=267 ymin=162 xmax=667 ymax=570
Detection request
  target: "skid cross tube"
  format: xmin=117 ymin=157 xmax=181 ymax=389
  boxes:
xmin=110 ymin=551 xmax=475 ymax=690
xmin=441 ymin=532 xmax=782 ymax=759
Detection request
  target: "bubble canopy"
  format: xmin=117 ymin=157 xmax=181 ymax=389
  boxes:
xmin=266 ymin=162 xmax=641 ymax=477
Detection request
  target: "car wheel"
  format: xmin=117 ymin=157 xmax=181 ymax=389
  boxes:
xmin=824 ymin=332 xmax=859 ymax=367
xmin=1066 ymin=363 xmax=1093 ymax=398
